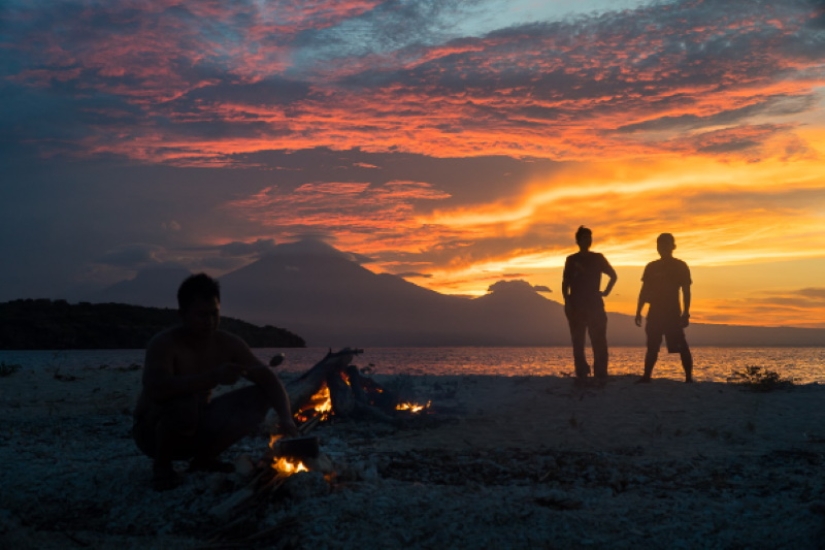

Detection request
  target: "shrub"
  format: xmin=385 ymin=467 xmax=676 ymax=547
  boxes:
xmin=727 ymin=366 xmax=793 ymax=392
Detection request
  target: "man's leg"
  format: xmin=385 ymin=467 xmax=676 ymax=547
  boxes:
xmin=680 ymin=346 xmax=694 ymax=382
xmin=589 ymin=310 xmax=609 ymax=380
xmin=665 ymin=328 xmax=693 ymax=383
xmin=567 ymin=308 xmax=591 ymax=379
xmin=191 ymin=385 xmax=270 ymax=467
xmin=133 ymin=396 xmax=200 ymax=490
xmin=640 ymin=323 xmax=662 ymax=382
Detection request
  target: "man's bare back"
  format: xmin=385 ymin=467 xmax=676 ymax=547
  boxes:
xmin=132 ymin=275 xmax=298 ymax=491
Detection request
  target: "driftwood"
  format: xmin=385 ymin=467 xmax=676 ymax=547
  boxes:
xmin=262 ymin=348 xmax=362 ymax=432
xmin=327 ymin=368 xmax=356 ymax=417
xmin=285 ymin=348 xmax=361 ymax=411
xmin=326 ymin=363 xmax=397 ymax=423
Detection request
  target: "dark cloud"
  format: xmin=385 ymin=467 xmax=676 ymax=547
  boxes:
xmin=176 ymin=77 xmax=311 ymax=108
xmin=217 ymin=238 xmax=279 ymax=257
xmin=616 ymin=96 xmax=815 ymax=134
xmin=763 ymin=287 xmax=825 ymax=304
xmin=395 ymin=272 xmax=433 ymax=279
xmin=97 ymin=243 xmax=163 ymax=268
xmin=487 ymin=279 xmax=543 ymax=294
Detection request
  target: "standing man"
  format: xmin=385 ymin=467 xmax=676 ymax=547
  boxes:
xmin=635 ymin=233 xmax=693 ymax=383
xmin=133 ymin=273 xmax=299 ymax=491
xmin=562 ymin=226 xmax=618 ymax=383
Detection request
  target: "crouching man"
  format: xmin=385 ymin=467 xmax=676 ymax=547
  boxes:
xmin=133 ymin=273 xmax=299 ymax=491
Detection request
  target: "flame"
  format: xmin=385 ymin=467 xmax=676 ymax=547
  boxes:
xmin=315 ymin=386 xmax=333 ymax=418
xmin=396 ymin=400 xmax=432 ymax=413
xmin=295 ymin=385 xmax=333 ymax=422
xmin=272 ymin=456 xmax=309 ymax=476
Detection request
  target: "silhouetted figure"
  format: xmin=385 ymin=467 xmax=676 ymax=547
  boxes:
xmin=635 ymin=233 xmax=693 ymax=383
xmin=132 ymin=274 xmax=299 ymax=491
xmin=562 ymin=226 xmax=617 ymax=382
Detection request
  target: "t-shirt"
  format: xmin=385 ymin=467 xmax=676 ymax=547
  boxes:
xmin=641 ymin=257 xmax=691 ymax=319
xmin=563 ymin=251 xmax=612 ymax=309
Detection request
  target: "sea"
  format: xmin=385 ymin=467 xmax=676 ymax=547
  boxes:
xmin=2 ymin=346 xmax=824 ymax=384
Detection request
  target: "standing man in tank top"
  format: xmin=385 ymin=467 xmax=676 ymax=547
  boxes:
xmin=562 ymin=226 xmax=617 ymax=384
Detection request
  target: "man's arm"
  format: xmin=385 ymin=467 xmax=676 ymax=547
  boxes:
xmin=634 ymin=291 xmax=647 ymax=327
xmin=601 ymin=256 xmax=618 ymax=297
xmin=681 ymin=284 xmax=691 ymax=326
xmin=561 ymin=256 xmax=573 ymax=304
xmin=635 ymin=266 xmax=649 ymax=327
xmin=228 ymin=335 xmax=299 ymax=436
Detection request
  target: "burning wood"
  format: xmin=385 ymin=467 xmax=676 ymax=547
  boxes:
xmin=210 ymin=347 xmax=434 ymax=539
xmin=396 ymin=400 xmax=432 ymax=413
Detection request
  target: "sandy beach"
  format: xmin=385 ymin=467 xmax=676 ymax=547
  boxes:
xmin=2 ymin=362 xmax=825 ymax=549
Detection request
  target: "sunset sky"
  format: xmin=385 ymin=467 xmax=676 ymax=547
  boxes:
xmin=3 ymin=0 xmax=825 ymax=328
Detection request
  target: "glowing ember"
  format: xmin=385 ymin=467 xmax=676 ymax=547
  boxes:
xmin=396 ymin=400 xmax=432 ymax=413
xmin=272 ymin=456 xmax=309 ymax=475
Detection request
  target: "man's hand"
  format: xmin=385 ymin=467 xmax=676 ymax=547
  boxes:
xmin=681 ymin=313 xmax=690 ymax=328
xmin=601 ymin=289 xmax=611 ymax=297
xmin=634 ymin=313 xmax=643 ymax=327
xmin=213 ymin=363 xmax=246 ymax=386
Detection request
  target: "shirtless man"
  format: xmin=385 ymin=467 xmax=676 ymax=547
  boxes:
xmin=634 ymin=233 xmax=693 ymax=383
xmin=133 ymin=273 xmax=299 ymax=491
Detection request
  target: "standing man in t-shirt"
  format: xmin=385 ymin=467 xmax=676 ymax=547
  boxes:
xmin=562 ymin=226 xmax=618 ymax=383
xmin=635 ymin=233 xmax=693 ymax=383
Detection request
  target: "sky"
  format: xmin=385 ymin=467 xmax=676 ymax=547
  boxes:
xmin=2 ymin=0 xmax=825 ymax=328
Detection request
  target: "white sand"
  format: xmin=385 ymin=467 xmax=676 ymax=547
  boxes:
xmin=2 ymin=363 xmax=825 ymax=549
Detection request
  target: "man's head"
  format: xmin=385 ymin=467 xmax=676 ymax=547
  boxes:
xmin=575 ymin=226 xmax=593 ymax=251
xmin=656 ymin=233 xmax=676 ymax=258
xmin=177 ymin=273 xmax=221 ymax=335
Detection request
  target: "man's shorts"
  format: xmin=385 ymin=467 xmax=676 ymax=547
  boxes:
xmin=645 ymin=319 xmax=688 ymax=353
xmin=132 ymin=395 xmax=206 ymax=460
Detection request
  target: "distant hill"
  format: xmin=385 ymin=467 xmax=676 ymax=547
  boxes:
xmin=87 ymin=240 xmax=825 ymax=347
xmin=0 ymin=299 xmax=305 ymax=350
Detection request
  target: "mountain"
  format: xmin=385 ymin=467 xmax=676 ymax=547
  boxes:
xmin=88 ymin=240 xmax=825 ymax=347
xmin=85 ymin=266 xmax=192 ymax=308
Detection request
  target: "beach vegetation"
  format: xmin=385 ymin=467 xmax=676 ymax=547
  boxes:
xmin=727 ymin=366 xmax=794 ymax=392
xmin=0 ymin=361 xmax=21 ymax=377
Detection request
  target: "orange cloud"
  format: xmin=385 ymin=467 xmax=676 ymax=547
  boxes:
xmin=224 ymin=180 xmax=455 ymax=255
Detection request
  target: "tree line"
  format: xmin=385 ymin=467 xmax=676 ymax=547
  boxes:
xmin=0 ymin=299 xmax=305 ymax=350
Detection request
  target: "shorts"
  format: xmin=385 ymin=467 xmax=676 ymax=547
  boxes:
xmin=646 ymin=319 xmax=688 ymax=354
xmin=132 ymin=395 xmax=206 ymax=460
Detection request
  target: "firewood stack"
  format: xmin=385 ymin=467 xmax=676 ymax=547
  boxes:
xmin=206 ymin=347 xmax=427 ymax=543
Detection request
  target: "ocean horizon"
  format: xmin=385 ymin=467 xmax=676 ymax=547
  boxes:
xmin=2 ymin=346 xmax=824 ymax=384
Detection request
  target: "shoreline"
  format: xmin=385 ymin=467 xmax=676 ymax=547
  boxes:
xmin=2 ymin=365 xmax=825 ymax=548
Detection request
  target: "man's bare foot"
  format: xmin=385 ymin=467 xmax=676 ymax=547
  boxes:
xmin=188 ymin=457 xmax=235 ymax=473
xmin=152 ymin=462 xmax=184 ymax=492
xmin=636 ymin=376 xmax=651 ymax=384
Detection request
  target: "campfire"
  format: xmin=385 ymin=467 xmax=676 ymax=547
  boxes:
xmin=209 ymin=348 xmax=432 ymax=530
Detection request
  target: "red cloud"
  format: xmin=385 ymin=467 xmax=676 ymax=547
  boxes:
xmin=5 ymin=0 xmax=825 ymax=164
